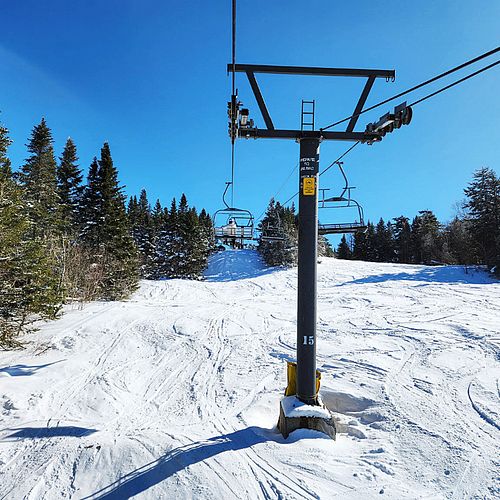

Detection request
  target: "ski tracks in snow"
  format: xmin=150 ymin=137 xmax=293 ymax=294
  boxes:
xmin=1 ymin=256 xmax=499 ymax=499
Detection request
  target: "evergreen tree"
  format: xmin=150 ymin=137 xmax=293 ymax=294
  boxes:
xmin=336 ymin=234 xmax=352 ymax=260
xmin=80 ymin=158 xmax=101 ymax=246
xmin=364 ymin=222 xmax=377 ymax=261
xmin=18 ymin=118 xmax=60 ymax=238
xmin=0 ymin=122 xmax=12 ymax=180
xmin=154 ymin=198 xmax=180 ymax=278
xmin=152 ymin=199 xmax=165 ymax=231
xmin=129 ymin=189 xmax=155 ymax=277
xmin=374 ymin=218 xmax=394 ymax=262
xmin=411 ymin=210 xmax=442 ymax=264
xmin=57 ymin=137 xmax=82 ymax=236
xmin=352 ymin=229 xmax=367 ymax=260
xmin=199 ymin=208 xmax=216 ymax=258
xmin=393 ymin=216 xmax=412 ymax=263
xmin=444 ymin=216 xmax=476 ymax=266
xmin=464 ymin=167 xmax=500 ymax=272
xmin=258 ymin=199 xmax=298 ymax=267
xmin=318 ymin=235 xmax=335 ymax=257
xmin=0 ymin=171 xmax=60 ymax=346
xmin=80 ymin=144 xmax=139 ymax=298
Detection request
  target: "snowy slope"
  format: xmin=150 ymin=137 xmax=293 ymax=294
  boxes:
xmin=0 ymin=252 xmax=499 ymax=499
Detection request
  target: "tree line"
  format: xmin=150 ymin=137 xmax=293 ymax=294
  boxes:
xmin=335 ymin=167 xmax=499 ymax=275
xmin=0 ymin=119 xmax=213 ymax=347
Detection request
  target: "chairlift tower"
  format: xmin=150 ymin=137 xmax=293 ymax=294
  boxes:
xmin=228 ymin=62 xmax=412 ymax=438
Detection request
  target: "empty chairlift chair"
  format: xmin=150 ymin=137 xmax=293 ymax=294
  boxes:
xmin=317 ymin=162 xmax=367 ymax=235
xmin=259 ymin=216 xmax=286 ymax=242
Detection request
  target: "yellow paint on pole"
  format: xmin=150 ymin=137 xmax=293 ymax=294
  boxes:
xmin=303 ymin=177 xmax=315 ymax=195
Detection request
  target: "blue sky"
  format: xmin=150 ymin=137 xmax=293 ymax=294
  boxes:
xmin=0 ymin=0 xmax=498 ymax=228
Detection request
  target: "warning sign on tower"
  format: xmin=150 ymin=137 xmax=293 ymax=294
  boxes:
xmin=303 ymin=177 xmax=315 ymax=196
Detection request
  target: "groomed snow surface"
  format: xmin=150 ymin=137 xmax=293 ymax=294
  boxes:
xmin=1 ymin=250 xmax=499 ymax=499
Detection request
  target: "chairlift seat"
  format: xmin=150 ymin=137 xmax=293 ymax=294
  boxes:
xmin=318 ymin=222 xmax=367 ymax=235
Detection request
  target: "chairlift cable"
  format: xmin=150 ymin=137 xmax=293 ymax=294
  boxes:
xmin=256 ymin=162 xmax=299 ymax=221
xmin=230 ymin=0 xmax=238 ymax=206
xmin=320 ymin=46 xmax=500 ymax=131
xmin=407 ymin=59 xmax=500 ymax=107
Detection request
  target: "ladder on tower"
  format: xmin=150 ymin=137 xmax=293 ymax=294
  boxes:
xmin=301 ymin=100 xmax=315 ymax=131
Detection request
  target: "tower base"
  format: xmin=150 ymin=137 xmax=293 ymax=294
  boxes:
xmin=277 ymin=395 xmax=336 ymax=440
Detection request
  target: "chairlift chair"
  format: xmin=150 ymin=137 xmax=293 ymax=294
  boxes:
xmin=213 ymin=182 xmax=255 ymax=248
xmin=318 ymin=162 xmax=367 ymax=235
xmin=259 ymin=216 xmax=287 ymax=243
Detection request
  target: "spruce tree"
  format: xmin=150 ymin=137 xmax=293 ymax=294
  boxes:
xmin=258 ymin=199 xmax=298 ymax=267
xmin=411 ymin=210 xmax=442 ymax=264
xmin=97 ymin=143 xmax=139 ymax=297
xmin=80 ymin=144 xmax=139 ymax=298
xmin=80 ymin=158 xmax=101 ymax=246
xmin=0 ymin=122 xmax=12 ymax=180
xmin=445 ymin=217 xmax=476 ymax=266
xmin=130 ymin=189 xmax=155 ymax=278
xmin=337 ymin=234 xmax=352 ymax=260
xmin=364 ymin=222 xmax=377 ymax=261
xmin=18 ymin=118 xmax=60 ymax=238
xmin=0 ymin=170 xmax=60 ymax=346
xmin=154 ymin=198 xmax=180 ymax=278
xmin=57 ymin=137 xmax=82 ymax=236
xmin=464 ymin=167 xmax=500 ymax=272
xmin=352 ymin=230 xmax=367 ymax=260
xmin=393 ymin=216 xmax=412 ymax=263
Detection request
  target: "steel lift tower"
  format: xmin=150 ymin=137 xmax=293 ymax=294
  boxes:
xmin=228 ymin=63 xmax=412 ymax=438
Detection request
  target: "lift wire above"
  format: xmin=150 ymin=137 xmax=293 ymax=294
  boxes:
xmin=256 ymin=162 xmax=299 ymax=222
xmin=320 ymin=46 xmax=500 ymax=132
xmin=230 ymin=0 xmax=237 ymax=206
xmin=407 ymin=59 xmax=500 ymax=107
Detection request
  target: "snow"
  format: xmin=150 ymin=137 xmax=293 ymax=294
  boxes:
xmin=0 ymin=253 xmax=499 ymax=499
xmin=281 ymin=396 xmax=332 ymax=419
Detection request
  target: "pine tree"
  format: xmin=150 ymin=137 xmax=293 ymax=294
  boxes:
xmin=364 ymin=222 xmax=377 ymax=261
xmin=57 ymin=137 xmax=82 ymax=236
xmin=337 ymin=234 xmax=352 ymax=260
xmin=374 ymin=218 xmax=394 ymax=262
xmin=0 ymin=122 xmax=12 ymax=180
xmin=393 ymin=216 xmax=412 ymax=263
xmin=129 ymin=189 xmax=155 ymax=278
xmin=18 ymin=118 xmax=60 ymax=238
xmin=80 ymin=158 xmax=101 ymax=246
xmin=199 ymin=208 xmax=215 ymax=258
xmin=0 ymin=171 xmax=61 ymax=346
xmin=258 ymin=199 xmax=298 ymax=267
xmin=444 ymin=217 xmax=475 ymax=265
xmin=464 ymin=167 xmax=500 ymax=272
xmin=352 ymin=230 xmax=367 ymax=260
xmin=80 ymin=144 xmax=139 ymax=298
xmin=154 ymin=198 xmax=179 ymax=278
xmin=318 ymin=235 xmax=335 ymax=257
xmin=411 ymin=210 xmax=442 ymax=264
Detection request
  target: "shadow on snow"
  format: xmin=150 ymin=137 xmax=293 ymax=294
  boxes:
xmin=0 ymin=360 xmax=64 ymax=377
xmin=336 ymin=266 xmax=496 ymax=286
xmin=3 ymin=426 xmax=97 ymax=440
xmin=84 ymin=426 xmax=325 ymax=499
